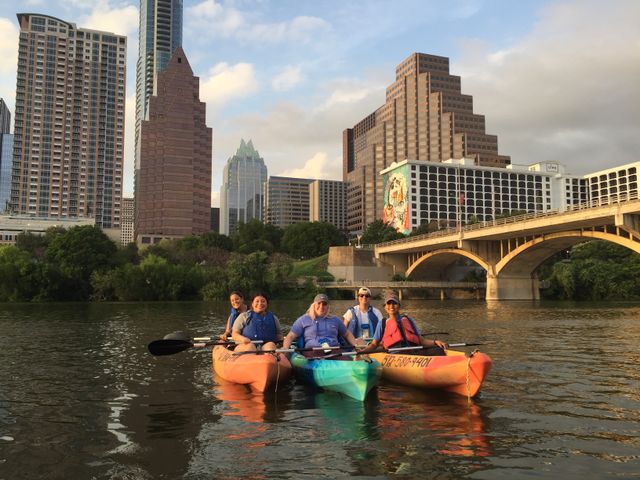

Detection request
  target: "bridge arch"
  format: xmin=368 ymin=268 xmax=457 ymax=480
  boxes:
xmin=496 ymin=230 xmax=640 ymax=276
xmin=407 ymin=248 xmax=492 ymax=280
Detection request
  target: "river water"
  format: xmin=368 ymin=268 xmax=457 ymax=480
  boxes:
xmin=0 ymin=300 xmax=638 ymax=479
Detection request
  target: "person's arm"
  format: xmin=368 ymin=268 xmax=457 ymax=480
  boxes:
xmin=231 ymin=314 xmax=251 ymax=344
xmin=342 ymin=309 xmax=352 ymax=327
xmin=219 ymin=316 xmax=232 ymax=340
xmin=358 ymin=339 xmax=379 ymax=354
xmin=282 ymin=330 xmax=298 ymax=349
xmin=412 ymin=318 xmax=447 ymax=349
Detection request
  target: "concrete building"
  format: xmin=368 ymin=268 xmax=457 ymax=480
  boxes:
xmin=11 ymin=14 xmax=126 ymax=228
xmin=379 ymin=158 xmax=586 ymax=234
xmin=0 ymin=214 xmax=94 ymax=245
xmin=219 ymin=139 xmax=267 ymax=236
xmin=135 ymin=0 xmax=183 ymax=186
xmin=0 ymin=99 xmax=11 ymax=212
xmin=343 ymin=52 xmax=511 ymax=234
xmin=120 ymin=197 xmax=134 ymax=244
xmin=584 ymin=161 xmax=639 ymax=203
xmin=309 ymin=179 xmax=347 ymax=231
xmin=135 ymin=48 xmax=212 ymax=245
xmin=264 ymin=176 xmax=312 ymax=228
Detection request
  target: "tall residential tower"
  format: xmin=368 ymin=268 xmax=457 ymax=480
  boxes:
xmin=0 ymin=99 xmax=12 ymax=212
xmin=11 ymin=14 xmax=126 ymax=227
xmin=219 ymin=139 xmax=267 ymax=236
xmin=343 ymin=52 xmax=510 ymax=233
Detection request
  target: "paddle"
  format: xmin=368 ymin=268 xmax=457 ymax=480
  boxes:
xmin=341 ymin=342 xmax=486 ymax=356
xmin=231 ymin=345 xmax=341 ymax=356
xmin=148 ymin=338 xmax=262 ymax=356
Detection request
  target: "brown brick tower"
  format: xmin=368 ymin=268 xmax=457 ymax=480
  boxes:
xmin=135 ymin=47 xmax=212 ymax=245
xmin=343 ymin=52 xmax=510 ymax=233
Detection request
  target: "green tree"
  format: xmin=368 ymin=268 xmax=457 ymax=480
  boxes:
xmin=409 ymin=220 xmax=440 ymax=236
xmin=43 ymin=225 xmax=117 ymax=300
xmin=281 ymin=222 xmax=346 ymax=259
xmin=233 ymin=220 xmax=283 ymax=253
xmin=0 ymin=246 xmax=41 ymax=301
xmin=360 ymin=219 xmax=404 ymax=244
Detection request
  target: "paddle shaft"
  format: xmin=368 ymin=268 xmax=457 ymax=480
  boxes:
xmin=148 ymin=338 xmax=262 ymax=356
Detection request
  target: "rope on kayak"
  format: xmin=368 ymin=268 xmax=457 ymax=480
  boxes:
xmin=466 ymin=349 xmax=480 ymax=405
xmin=274 ymin=352 xmax=281 ymax=393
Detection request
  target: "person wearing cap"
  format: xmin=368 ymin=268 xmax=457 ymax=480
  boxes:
xmin=342 ymin=287 xmax=383 ymax=344
xmin=359 ymin=292 xmax=448 ymax=355
xmin=282 ymin=293 xmax=359 ymax=354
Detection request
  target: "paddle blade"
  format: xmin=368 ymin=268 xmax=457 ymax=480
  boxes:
xmin=148 ymin=339 xmax=193 ymax=356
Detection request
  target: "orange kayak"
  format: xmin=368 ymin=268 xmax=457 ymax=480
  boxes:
xmin=368 ymin=349 xmax=492 ymax=397
xmin=212 ymin=345 xmax=292 ymax=393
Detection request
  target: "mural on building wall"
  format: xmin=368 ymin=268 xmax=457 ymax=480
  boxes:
xmin=382 ymin=165 xmax=410 ymax=235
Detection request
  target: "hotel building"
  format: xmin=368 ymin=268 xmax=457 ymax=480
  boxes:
xmin=11 ymin=14 xmax=126 ymax=228
xmin=343 ymin=52 xmax=510 ymax=233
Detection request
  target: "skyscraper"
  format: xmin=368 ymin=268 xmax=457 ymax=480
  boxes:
xmin=343 ymin=52 xmax=510 ymax=233
xmin=264 ymin=176 xmax=313 ymax=228
xmin=11 ymin=14 xmax=126 ymax=227
xmin=135 ymin=48 xmax=212 ymax=244
xmin=135 ymin=0 xmax=183 ymax=172
xmin=0 ymin=99 xmax=12 ymax=212
xmin=220 ymin=139 xmax=268 ymax=236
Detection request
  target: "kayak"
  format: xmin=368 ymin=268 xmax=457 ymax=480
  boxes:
xmin=212 ymin=345 xmax=292 ymax=393
xmin=290 ymin=352 xmax=382 ymax=401
xmin=368 ymin=349 xmax=492 ymax=398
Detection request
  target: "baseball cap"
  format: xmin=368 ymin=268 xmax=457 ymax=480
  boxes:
xmin=383 ymin=292 xmax=400 ymax=305
xmin=313 ymin=293 xmax=329 ymax=303
xmin=357 ymin=287 xmax=371 ymax=296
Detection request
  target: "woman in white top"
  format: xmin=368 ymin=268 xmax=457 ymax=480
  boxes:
xmin=342 ymin=287 xmax=383 ymax=345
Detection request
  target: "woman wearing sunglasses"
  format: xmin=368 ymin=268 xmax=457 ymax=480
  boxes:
xmin=342 ymin=287 xmax=383 ymax=344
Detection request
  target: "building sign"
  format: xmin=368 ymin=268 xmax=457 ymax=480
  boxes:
xmin=382 ymin=164 xmax=410 ymax=235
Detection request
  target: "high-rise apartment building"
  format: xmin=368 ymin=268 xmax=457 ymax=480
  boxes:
xmin=120 ymin=196 xmax=134 ymax=244
xmin=264 ymin=176 xmax=313 ymax=228
xmin=0 ymin=100 xmax=11 ymax=212
xmin=11 ymin=14 xmax=126 ymax=227
xmin=343 ymin=52 xmax=510 ymax=233
xmin=135 ymin=48 xmax=212 ymax=244
xmin=309 ymin=179 xmax=347 ymax=231
xmin=219 ymin=139 xmax=267 ymax=236
xmin=135 ymin=0 xmax=183 ymax=174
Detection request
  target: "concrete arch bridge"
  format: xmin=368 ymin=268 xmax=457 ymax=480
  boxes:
xmin=375 ymin=195 xmax=640 ymax=300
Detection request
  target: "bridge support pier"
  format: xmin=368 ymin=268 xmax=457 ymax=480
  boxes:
xmin=486 ymin=274 xmax=540 ymax=301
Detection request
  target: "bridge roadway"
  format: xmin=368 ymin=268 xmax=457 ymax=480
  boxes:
xmin=317 ymin=280 xmax=486 ymax=300
xmin=374 ymin=193 xmax=640 ymax=300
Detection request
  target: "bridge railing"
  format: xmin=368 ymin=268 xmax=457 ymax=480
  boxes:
xmin=377 ymin=190 xmax=640 ymax=248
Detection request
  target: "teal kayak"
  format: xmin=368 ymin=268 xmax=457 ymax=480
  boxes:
xmin=290 ymin=352 xmax=382 ymax=401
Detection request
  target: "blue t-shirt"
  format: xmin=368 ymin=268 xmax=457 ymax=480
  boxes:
xmin=371 ymin=316 xmax=421 ymax=343
xmin=290 ymin=314 xmax=348 ymax=348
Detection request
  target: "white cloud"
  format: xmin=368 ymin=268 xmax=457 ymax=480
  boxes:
xmin=0 ymin=18 xmax=19 ymax=112
xmin=186 ymin=0 xmax=329 ymax=44
xmin=80 ymin=1 xmax=138 ymax=37
xmin=455 ymin=0 xmax=640 ymax=173
xmin=200 ymin=62 xmax=259 ymax=108
xmin=279 ymin=152 xmax=340 ymax=180
xmin=271 ymin=65 xmax=303 ymax=92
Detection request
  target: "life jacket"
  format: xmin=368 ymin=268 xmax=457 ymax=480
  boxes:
xmin=348 ymin=306 xmax=380 ymax=338
xmin=242 ymin=311 xmax=278 ymax=343
xmin=381 ymin=315 xmax=421 ymax=349
xmin=229 ymin=307 xmax=241 ymax=329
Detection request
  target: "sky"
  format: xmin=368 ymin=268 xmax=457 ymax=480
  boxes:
xmin=0 ymin=0 xmax=638 ymax=207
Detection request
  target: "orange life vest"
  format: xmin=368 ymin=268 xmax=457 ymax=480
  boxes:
xmin=381 ymin=316 xmax=421 ymax=349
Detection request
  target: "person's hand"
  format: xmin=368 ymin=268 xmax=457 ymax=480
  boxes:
xmin=219 ymin=332 xmax=230 ymax=341
xmin=434 ymin=340 xmax=448 ymax=349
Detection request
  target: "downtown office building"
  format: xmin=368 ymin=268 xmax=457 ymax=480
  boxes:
xmin=343 ymin=52 xmax=511 ymax=234
xmin=10 ymin=14 xmax=126 ymax=228
xmin=219 ymin=139 xmax=267 ymax=236
xmin=135 ymin=0 xmax=183 ymax=174
xmin=135 ymin=48 xmax=212 ymax=244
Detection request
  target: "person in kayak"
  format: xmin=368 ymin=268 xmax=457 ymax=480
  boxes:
xmin=342 ymin=287 xmax=383 ymax=344
xmin=359 ymin=292 xmax=448 ymax=355
xmin=282 ymin=293 xmax=359 ymax=356
xmin=219 ymin=291 xmax=247 ymax=340
xmin=232 ymin=293 xmax=283 ymax=352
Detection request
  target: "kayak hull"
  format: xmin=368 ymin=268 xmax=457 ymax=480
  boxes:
xmin=212 ymin=345 xmax=292 ymax=393
xmin=290 ymin=352 xmax=382 ymax=401
xmin=369 ymin=349 xmax=492 ymax=397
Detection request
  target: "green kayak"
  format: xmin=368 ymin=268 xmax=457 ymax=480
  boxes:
xmin=290 ymin=352 xmax=382 ymax=401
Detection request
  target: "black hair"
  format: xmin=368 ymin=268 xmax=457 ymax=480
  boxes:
xmin=251 ymin=292 xmax=269 ymax=303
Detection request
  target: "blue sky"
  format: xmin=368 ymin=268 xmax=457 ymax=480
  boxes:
xmin=0 ymin=0 xmax=638 ymax=205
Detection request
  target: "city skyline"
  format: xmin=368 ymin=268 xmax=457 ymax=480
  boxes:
xmin=0 ymin=0 xmax=638 ymax=207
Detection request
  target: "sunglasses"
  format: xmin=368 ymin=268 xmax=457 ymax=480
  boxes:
xmin=385 ymin=301 xmax=399 ymax=305
xmin=317 ymin=301 xmax=328 ymax=306
xmin=358 ymin=294 xmax=370 ymax=298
